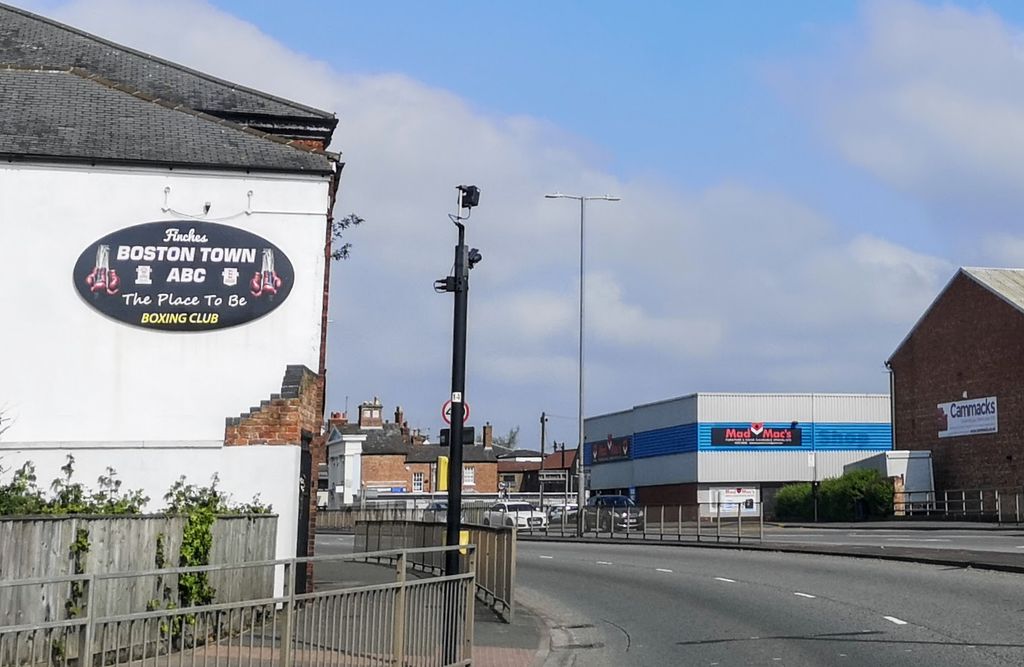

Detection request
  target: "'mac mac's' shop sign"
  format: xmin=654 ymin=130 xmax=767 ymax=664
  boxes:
xmin=711 ymin=423 xmax=802 ymax=446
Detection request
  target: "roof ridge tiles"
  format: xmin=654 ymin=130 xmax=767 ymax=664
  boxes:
xmin=0 ymin=2 xmax=335 ymax=121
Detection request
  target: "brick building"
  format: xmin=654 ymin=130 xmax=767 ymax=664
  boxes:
xmin=325 ymin=400 xmax=498 ymax=507
xmin=887 ymin=268 xmax=1024 ymax=490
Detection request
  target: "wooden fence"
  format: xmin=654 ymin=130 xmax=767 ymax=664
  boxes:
xmin=0 ymin=514 xmax=277 ymax=627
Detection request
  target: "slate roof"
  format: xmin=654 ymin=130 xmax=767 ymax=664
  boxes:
xmin=0 ymin=67 xmax=334 ymax=174
xmin=889 ymin=267 xmax=1024 ymax=362
xmin=0 ymin=2 xmax=336 ymax=140
xmin=329 ymin=423 xmax=409 ymax=455
xmin=495 ymin=448 xmax=542 ymax=459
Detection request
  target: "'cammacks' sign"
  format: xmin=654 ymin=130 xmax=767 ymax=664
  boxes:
xmin=73 ymin=221 xmax=294 ymax=331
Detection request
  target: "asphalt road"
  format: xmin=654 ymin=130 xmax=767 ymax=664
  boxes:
xmin=516 ymin=540 xmax=1024 ymax=666
xmin=763 ymin=526 xmax=1024 ymax=554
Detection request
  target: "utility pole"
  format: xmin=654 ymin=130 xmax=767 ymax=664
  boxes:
xmin=434 ymin=185 xmax=481 ymax=579
xmin=539 ymin=412 xmax=547 ymax=510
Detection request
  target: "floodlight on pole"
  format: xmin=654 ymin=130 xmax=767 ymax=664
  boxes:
xmin=543 ymin=191 xmax=620 ymax=537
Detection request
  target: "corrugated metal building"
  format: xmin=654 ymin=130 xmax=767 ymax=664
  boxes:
xmin=584 ymin=393 xmax=891 ymax=513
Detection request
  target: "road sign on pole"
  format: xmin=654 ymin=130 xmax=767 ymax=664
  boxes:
xmin=442 ymin=399 xmax=470 ymax=425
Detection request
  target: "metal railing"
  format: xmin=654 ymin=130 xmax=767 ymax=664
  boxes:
xmin=355 ymin=519 xmax=516 ymax=622
xmin=894 ymin=488 xmax=1024 ymax=523
xmin=453 ymin=502 xmax=764 ymax=544
xmin=0 ymin=545 xmax=476 ymax=667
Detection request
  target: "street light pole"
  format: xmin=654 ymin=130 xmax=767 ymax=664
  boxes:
xmin=544 ymin=192 xmax=620 ymax=536
xmin=539 ymin=412 xmax=547 ymax=510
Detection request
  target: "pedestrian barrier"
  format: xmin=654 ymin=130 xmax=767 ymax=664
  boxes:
xmin=894 ymin=488 xmax=1024 ymax=523
xmin=355 ymin=519 xmax=516 ymax=622
xmin=465 ymin=502 xmax=765 ymax=544
xmin=0 ymin=545 xmax=475 ymax=667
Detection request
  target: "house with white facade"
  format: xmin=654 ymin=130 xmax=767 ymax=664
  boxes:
xmin=0 ymin=3 xmax=342 ymax=577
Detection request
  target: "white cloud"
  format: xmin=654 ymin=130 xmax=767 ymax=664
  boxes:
xmin=792 ymin=0 xmax=1024 ymax=223
xmin=26 ymin=0 xmax=954 ymax=445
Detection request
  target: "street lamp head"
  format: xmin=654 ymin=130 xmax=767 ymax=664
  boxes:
xmin=544 ymin=193 xmax=621 ymax=202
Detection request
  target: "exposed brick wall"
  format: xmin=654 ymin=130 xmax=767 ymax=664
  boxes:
xmin=636 ymin=483 xmax=698 ymax=506
xmin=225 ymin=366 xmax=324 ymax=446
xmin=890 ymin=274 xmax=1024 ymax=490
xmin=224 ymin=365 xmax=326 ymax=591
xmin=359 ymin=455 xmax=498 ymax=494
xmin=468 ymin=462 xmax=498 ymax=494
xmin=361 ymin=455 xmax=411 ymax=489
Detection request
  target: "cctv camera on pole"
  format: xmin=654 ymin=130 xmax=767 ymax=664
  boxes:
xmin=434 ymin=185 xmax=482 ymax=580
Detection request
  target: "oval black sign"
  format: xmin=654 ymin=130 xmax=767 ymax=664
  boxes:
xmin=73 ymin=221 xmax=295 ymax=331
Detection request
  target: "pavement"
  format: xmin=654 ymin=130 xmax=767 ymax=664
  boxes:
xmin=317 ymin=522 xmax=1024 ymax=667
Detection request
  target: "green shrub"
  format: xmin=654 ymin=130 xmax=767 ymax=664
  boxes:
xmin=775 ymin=469 xmax=893 ymax=522
xmin=775 ymin=482 xmax=813 ymax=520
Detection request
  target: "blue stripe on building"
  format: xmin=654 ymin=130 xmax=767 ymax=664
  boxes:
xmin=632 ymin=423 xmax=698 ymax=458
xmin=586 ymin=421 xmax=890 ymax=464
xmin=696 ymin=422 xmax=891 ymax=451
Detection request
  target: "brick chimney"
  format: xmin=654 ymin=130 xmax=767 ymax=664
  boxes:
xmin=483 ymin=422 xmax=493 ymax=449
xmin=395 ymin=405 xmax=404 ymax=426
xmin=358 ymin=397 xmax=384 ymax=430
xmin=327 ymin=411 xmax=348 ymax=430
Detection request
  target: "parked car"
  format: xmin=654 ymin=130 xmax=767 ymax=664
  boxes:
xmin=546 ymin=503 xmax=579 ymax=525
xmin=482 ymin=502 xmax=548 ymax=529
xmin=573 ymin=495 xmax=644 ymax=532
xmin=423 ymin=500 xmax=466 ymax=523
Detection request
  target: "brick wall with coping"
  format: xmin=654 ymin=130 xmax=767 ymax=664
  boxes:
xmin=224 ymin=364 xmax=325 ymax=589
xmin=890 ymin=274 xmax=1024 ymax=490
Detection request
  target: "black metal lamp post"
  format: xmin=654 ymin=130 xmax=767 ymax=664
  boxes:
xmin=434 ymin=185 xmax=482 ymax=577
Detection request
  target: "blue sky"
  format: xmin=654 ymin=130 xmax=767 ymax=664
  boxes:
xmin=29 ymin=0 xmax=1024 ymax=448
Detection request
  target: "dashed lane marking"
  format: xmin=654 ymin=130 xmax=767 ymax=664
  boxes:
xmin=597 ymin=561 xmax=613 ymax=565
xmin=656 ymin=568 xmax=673 ymax=573
xmin=539 ymin=555 xmax=553 ymax=559
xmin=884 ymin=616 xmax=908 ymax=626
xmin=793 ymin=592 xmax=816 ymax=598
xmin=714 ymin=577 xmax=736 ymax=583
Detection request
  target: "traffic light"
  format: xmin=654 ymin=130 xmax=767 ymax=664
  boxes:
xmin=437 ymin=456 xmax=449 ymax=492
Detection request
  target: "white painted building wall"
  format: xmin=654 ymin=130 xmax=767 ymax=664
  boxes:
xmin=0 ymin=163 xmax=331 ymax=445
xmin=327 ymin=436 xmax=365 ymax=508
xmin=0 ymin=162 xmax=331 ymax=563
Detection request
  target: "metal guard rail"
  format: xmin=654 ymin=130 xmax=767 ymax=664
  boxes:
xmin=0 ymin=544 xmax=477 ymax=667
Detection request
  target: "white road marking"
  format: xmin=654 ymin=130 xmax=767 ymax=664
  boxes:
xmin=793 ymin=592 xmax=816 ymax=598
xmin=1015 ymin=546 xmax=1024 ymax=549
xmin=597 ymin=561 xmax=613 ymax=565
xmin=715 ymin=577 xmax=736 ymax=583
xmin=884 ymin=616 xmax=908 ymax=625
xmin=656 ymin=568 xmax=673 ymax=573
xmin=539 ymin=555 xmax=553 ymax=559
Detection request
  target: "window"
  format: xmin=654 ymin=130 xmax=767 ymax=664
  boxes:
xmin=463 ymin=466 xmax=475 ymax=486
xmin=412 ymin=472 xmax=424 ymax=493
